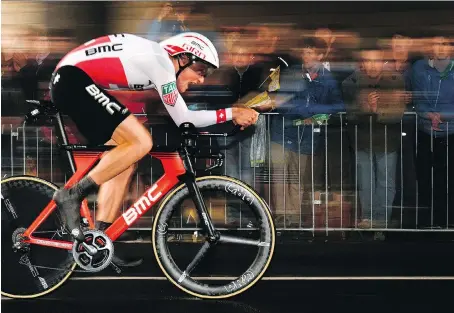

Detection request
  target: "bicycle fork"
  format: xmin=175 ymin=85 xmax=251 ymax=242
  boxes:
xmin=179 ymin=148 xmax=219 ymax=242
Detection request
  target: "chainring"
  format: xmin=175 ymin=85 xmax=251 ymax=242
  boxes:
xmin=72 ymin=230 xmax=114 ymax=272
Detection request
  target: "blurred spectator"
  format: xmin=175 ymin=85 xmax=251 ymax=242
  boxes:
xmin=144 ymin=2 xmax=192 ymax=42
xmin=343 ymin=43 xmax=406 ymax=228
xmin=384 ymin=33 xmax=413 ymax=106
xmin=315 ymin=28 xmax=336 ymax=71
xmin=18 ymin=26 xmax=55 ymax=101
xmin=2 ymin=26 xmax=76 ymax=110
xmin=315 ymin=27 xmax=355 ymax=201
xmin=270 ymin=36 xmax=344 ymax=227
xmin=314 ymin=26 xmax=358 ymax=83
xmin=412 ymin=34 xmax=454 ymax=228
xmin=250 ymin=23 xmax=298 ymax=68
xmin=383 ymin=32 xmax=417 ymax=215
xmin=1 ymin=26 xmax=31 ymax=115
xmin=212 ymin=32 xmax=268 ymax=188
xmin=143 ymin=1 xmax=222 ymax=55
xmin=211 ymin=26 xmax=291 ymax=189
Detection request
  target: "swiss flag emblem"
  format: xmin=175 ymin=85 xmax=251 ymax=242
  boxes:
xmin=161 ymin=81 xmax=178 ymax=106
xmin=216 ymin=109 xmax=227 ymax=123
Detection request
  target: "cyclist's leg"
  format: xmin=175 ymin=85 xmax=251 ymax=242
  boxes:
xmin=95 ymin=155 xmax=143 ymax=267
xmin=56 ymin=115 xmax=153 ymax=241
xmin=94 ymin=137 xmax=135 ymax=223
xmin=95 ymin=165 xmax=136 ymax=222
xmin=85 ymin=115 xmax=152 ymax=187
xmin=50 ymin=65 xmax=153 ymax=241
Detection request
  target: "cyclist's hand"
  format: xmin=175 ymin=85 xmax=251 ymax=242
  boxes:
xmin=232 ymin=107 xmax=259 ymax=130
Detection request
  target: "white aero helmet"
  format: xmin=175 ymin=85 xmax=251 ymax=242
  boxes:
xmin=159 ymin=32 xmax=219 ymax=77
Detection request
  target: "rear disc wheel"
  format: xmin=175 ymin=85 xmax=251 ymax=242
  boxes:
xmin=1 ymin=176 xmax=76 ymax=299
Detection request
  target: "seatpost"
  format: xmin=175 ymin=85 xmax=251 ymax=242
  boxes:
xmin=55 ymin=112 xmax=76 ymax=174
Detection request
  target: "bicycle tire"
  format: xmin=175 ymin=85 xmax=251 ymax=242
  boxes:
xmin=152 ymin=175 xmax=275 ymax=299
xmin=1 ymin=175 xmax=76 ymax=299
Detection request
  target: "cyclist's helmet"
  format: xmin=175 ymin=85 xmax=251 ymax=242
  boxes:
xmin=159 ymin=32 xmax=219 ymax=78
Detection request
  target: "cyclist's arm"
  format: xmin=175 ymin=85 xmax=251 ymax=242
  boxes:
xmin=130 ymin=51 xmax=233 ymax=128
xmin=156 ymin=81 xmax=233 ymax=128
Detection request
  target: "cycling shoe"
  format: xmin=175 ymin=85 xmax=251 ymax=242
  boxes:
xmin=53 ymin=188 xmax=85 ymax=242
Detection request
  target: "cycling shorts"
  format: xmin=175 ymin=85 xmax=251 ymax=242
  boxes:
xmin=49 ymin=65 xmax=131 ymax=145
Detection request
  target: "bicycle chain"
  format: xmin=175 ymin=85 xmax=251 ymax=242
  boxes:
xmin=25 ymin=262 xmax=87 ymax=273
xmin=16 ymin=221 xmax=122 ymax=274
xmin=18 ymin=256 xmax=122 ymax=274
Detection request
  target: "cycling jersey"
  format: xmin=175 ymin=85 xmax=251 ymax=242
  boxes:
xmin=55 ymin=33 xmax=232 ymax=128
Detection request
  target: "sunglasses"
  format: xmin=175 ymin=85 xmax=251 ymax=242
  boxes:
xmin=188 ymin=61 xmax=216 ymax=78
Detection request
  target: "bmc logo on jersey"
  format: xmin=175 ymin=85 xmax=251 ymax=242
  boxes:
xmin=161 ymin=81 xmax=178 ymax=106
xmin=85 ymin=84 xmax=122 ymax=115
xmin=182 ymin=43 xmax=206 ymax=60
xmin=85 ymin=43 xmax=123 ymax=57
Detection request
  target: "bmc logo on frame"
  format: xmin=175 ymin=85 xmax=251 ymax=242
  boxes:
xmin=85 ymin=84 xmax=122 ymax=115
xmin=122 ymin=183 xmax=162 ymax=226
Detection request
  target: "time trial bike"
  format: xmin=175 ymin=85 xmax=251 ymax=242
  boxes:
xmin=1 ymin=100 xmax=275 ymax=299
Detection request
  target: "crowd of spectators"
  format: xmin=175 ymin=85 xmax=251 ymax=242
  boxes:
xmin=2 ymin=2 xmax=453 ymax=231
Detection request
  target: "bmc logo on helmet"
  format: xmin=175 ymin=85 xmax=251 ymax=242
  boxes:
xmin=191 ymin=41 xmax=204 ymax=50
xmin=85 ymin=84 xmax=122 ymax=115
xmin=182 ymin=43 xmax=206 ymax=60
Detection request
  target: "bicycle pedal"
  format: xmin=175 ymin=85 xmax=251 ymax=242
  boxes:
xmin=109 ymin=261 xmax=122 ymax=274
xmin=81 ymin=218 xmax=90 ymax=228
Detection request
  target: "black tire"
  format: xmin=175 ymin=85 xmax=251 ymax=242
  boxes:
xmin=152 ymin=175 xmax=275 ymax=299
xmin=1 ymin=176 xmax=76 ymax=299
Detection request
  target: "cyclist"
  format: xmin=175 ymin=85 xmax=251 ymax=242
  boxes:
xmin=50 ymin=32 xmax=259 ymax=263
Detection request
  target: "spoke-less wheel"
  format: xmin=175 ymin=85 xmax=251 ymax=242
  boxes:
xmin=152 ymin=176 xmax=275 ymax=299
xmin=1 ymin=176 xmax=76 ymax=299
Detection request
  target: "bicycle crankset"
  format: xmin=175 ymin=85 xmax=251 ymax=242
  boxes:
xmin=72 ymin=230 xmax=114 ymax=272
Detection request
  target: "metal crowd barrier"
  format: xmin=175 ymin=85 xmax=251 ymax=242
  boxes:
xmin=1 ymin=112 xmax=452 ymax=233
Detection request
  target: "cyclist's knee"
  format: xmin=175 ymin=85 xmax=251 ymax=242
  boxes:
xmin=113 ymin=116 xmax=153 ymax=156
xmin=134 ymin=130 xmax=153 ymax=156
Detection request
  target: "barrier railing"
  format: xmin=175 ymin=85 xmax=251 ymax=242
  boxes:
xmin=1 ymin=111 xmax=452 ymax=233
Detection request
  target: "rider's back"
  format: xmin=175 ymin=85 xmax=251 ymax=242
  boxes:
xmin=55 ymin=33 xmax=173 ymax=92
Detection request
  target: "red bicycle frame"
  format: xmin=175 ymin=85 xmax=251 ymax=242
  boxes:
xmin=22 ymin=149 xmax=187 ymax=250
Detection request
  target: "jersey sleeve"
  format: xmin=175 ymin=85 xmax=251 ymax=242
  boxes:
xmin=128 ymin=48 xmax=233 ymax=128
